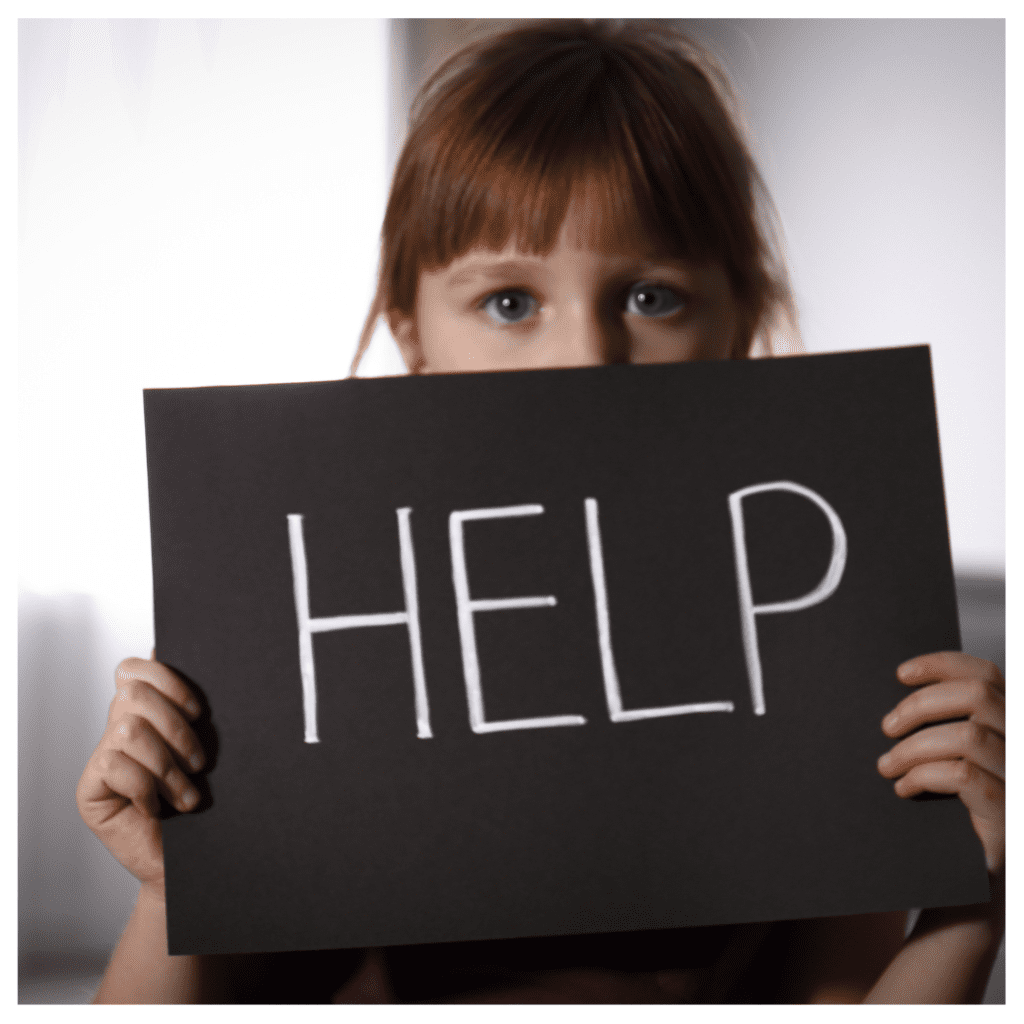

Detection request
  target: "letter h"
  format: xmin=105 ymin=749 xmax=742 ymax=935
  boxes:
xmin=287 ymin=510 xmax=429 ymax=744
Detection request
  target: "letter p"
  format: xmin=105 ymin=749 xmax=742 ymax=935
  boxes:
xmin=728 ymin=481 xmax=847 ymax=716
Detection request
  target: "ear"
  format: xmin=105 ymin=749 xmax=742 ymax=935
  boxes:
xmin=388 ymin=310 xmax=426 ymax=374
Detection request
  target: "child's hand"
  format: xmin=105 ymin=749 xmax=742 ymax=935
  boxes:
xmin=76 ymin=655 xmax=205 ymax=901
xmin=877 ymin=652 xmax=1005 ymax=876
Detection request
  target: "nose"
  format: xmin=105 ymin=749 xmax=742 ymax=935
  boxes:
xmin=551 ymin=301 xmax=629 ymax=367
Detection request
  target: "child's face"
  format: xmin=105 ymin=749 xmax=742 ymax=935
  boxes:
xmin=391 ymin=202 xmax=741 ymax=374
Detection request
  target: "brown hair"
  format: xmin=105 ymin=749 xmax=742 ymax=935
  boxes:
xmin=352 ymin=20 xmax=797 ymax=374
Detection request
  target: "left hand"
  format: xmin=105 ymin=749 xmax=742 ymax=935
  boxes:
xmin=877 ymin=652 xmax=1004 ymax=876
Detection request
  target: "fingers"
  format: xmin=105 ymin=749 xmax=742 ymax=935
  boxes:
xmin=114 ymin=656 xmax=201 ymax=719
xmin=78 ymin=748 xmax=162 ymax=821
xmin=894 ymin=760 xmax=1003 ymax=821
xmin=81 ymin=656 xmax=206 ymax=822
xmin=878 ymin=719 xmax=1004 ymax=781
xmin=109 ymin=674 xmax=205 ymax=772
xmin=76 ymin=747 xmax=169 ymax=891
xmin=75 ymin=654 xmax=206 ymax=891
xmin=893 ymin=758 xmax=1001 ymax=803
xmin=891 ymin=759 xmax=1004 ymax=872
xmin=897 ymin=652 xmax=1004 ymax=692
xmin=106 ymin=714 xmax=202 ymax=813
xmin=883 ymin=678 xmax=1004 ymax=739
xmin=883 ymin=652 xmax=1006 ymax=877
xmin=104 ymin=658 xmax=205 ymax=815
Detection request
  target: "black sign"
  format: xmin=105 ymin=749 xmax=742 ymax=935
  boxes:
xmin=144 ymin=346 xmax=988 ymax=956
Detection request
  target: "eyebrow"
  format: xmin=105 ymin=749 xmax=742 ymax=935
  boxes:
xmin=445 ymin=260 xmax=543 ymax=287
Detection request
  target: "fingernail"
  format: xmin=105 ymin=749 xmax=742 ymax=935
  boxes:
xmin=877 ymin=752 xmax=891 ymax=769
xmin=897 ymin=662 xmax=918 ymax=681
xmin=185 ymin=699 xmax=200 ymax=717
xmin=189 ymin=752 xmax=203 ymax=771
xmin=180 ymin=788 xmax=197 ymax=809
xmin=883 ymin=712 xmax=898 ymax=730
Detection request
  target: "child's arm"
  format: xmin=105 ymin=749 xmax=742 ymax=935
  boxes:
xmin=863 ymin=878 xmax=1004 ymax=1003
xmin=787 ymin=652 xmax=1005 ymax=1003
xmin=93 ymin=884 xmax=230 ymax=1003
xmin=77 ymin=655 xmax=226 ymax=1003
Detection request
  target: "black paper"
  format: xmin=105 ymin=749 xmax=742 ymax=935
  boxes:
xmin=144 ymin=346 xmax=989 ymax=956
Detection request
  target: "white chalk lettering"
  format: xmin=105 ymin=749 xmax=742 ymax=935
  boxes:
xmin=449 ymin=504 xmax=587 ymax=734
xmin=728 ymin=482 xmax=847 ymax=716
xmin=584 ymin=498 xmax=735 ymax=722
xmin=287 ymin=509 xmax=430 ymax=744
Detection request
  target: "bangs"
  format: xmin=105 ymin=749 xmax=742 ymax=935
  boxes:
xmin=427 ymin=126 xmax=719 ymax=269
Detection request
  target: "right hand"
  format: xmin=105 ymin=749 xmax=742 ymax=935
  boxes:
xmin=76 ymin=655 xmax=205 ymax=901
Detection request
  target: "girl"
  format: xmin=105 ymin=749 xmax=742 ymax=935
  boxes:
xmin=77 ymin=21 xmax=1005 ymax=1003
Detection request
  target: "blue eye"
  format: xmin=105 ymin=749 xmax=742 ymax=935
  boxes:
xmin=482 ymin=290 xmax=536 ymax=325
xmin=626 ymin=283 xmax=685 ymax=319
